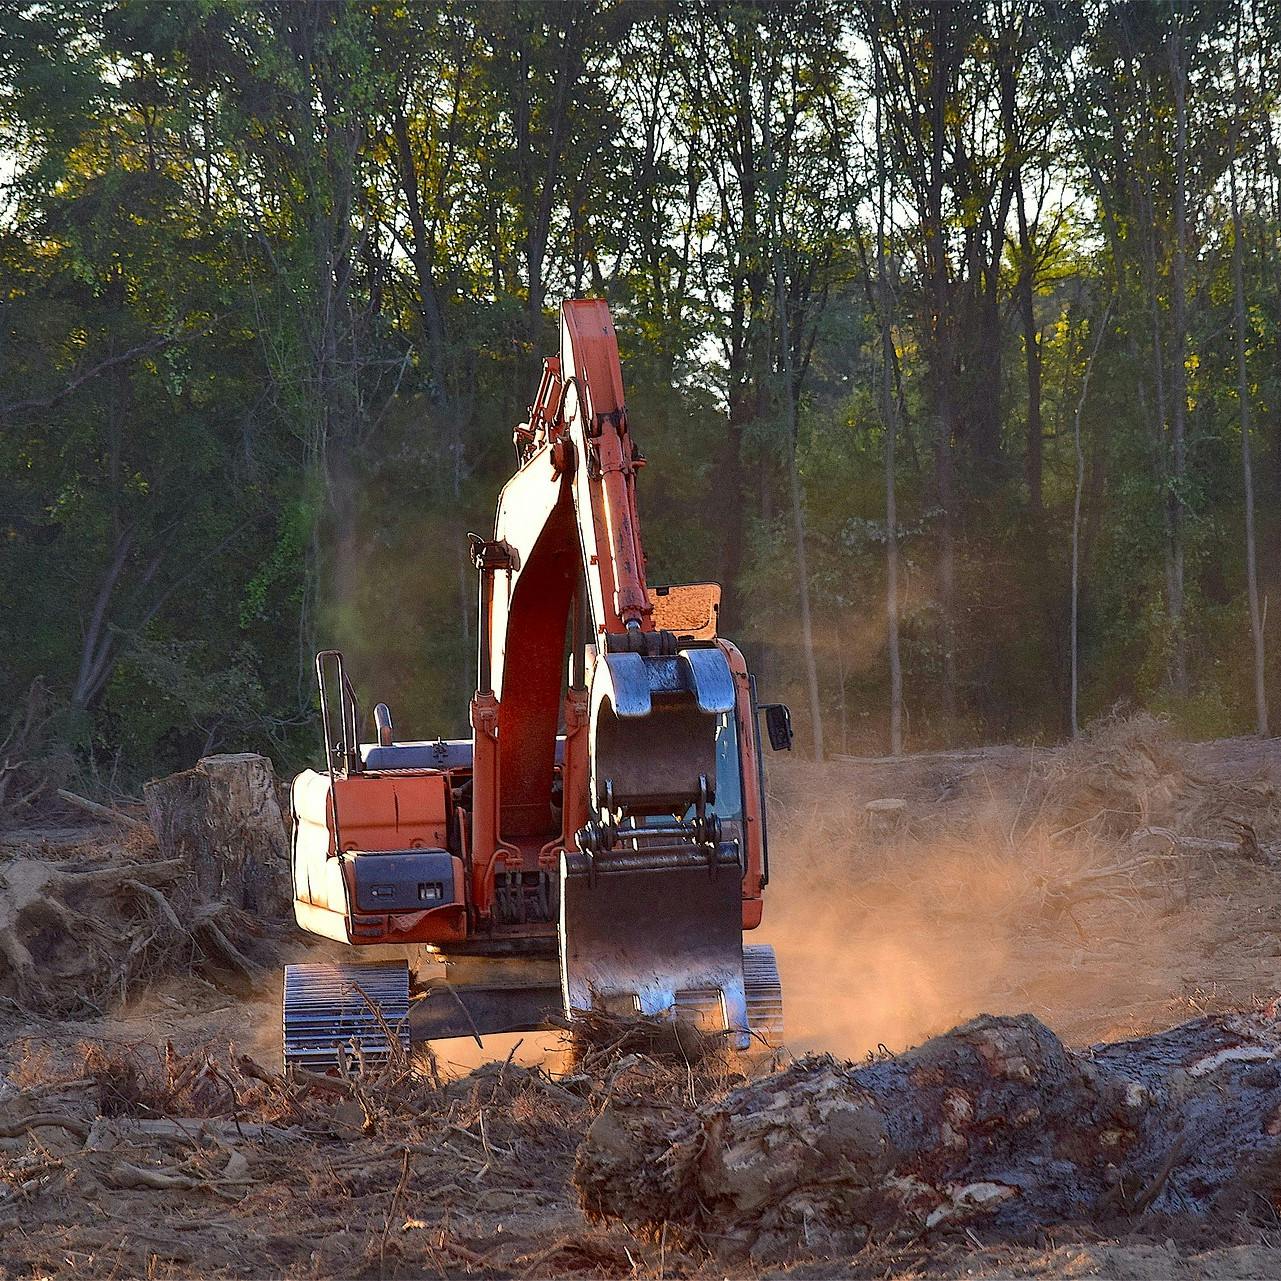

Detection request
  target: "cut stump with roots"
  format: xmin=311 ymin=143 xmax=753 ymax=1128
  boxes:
xmin=574 ymin=1007 xmax=1281 ymax=1263
xmin=144 ymin=752 xmax=291 ymax=919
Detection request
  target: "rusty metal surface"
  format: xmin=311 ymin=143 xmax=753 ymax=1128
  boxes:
xmin=587 ymin=647 xmax=736 ymax=815
xmin=591 ymin=700 xmax=718 ymax=814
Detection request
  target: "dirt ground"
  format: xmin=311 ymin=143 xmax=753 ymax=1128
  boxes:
xmin=4 ymin=718 xmax=1281 ymax=1278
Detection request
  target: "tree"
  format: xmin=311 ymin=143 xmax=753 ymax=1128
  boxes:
xmin=1228 ymin=6 xmax=1268 ymax=734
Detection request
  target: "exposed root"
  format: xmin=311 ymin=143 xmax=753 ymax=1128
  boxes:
xmin=0 ymin=850 xmax=273 ymax=1014
xmin=574 ymin=1009 xmax=1281 ymax=1263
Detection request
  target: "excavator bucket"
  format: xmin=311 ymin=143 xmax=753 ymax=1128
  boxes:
xmin=560 ymin=842 xmax=749 ymax=1044
xmin=561 ymin=645 xmax=753 ymax=1048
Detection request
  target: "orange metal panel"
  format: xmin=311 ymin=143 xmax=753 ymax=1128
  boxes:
xmin=330 ymin=771 xmax=449 ymax=852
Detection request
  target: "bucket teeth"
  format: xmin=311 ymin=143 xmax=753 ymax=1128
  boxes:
xmin=282 ymin=961 xmax=410 ymax=1070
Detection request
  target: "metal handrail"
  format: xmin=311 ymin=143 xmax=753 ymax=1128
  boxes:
xmin=315 ymin=649 xmax=362 ymax=778
xmin=315 ymin=649 xmax=364 ymax=862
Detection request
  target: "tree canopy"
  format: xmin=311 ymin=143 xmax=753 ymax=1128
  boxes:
xmin=4 ymin=0 xmax=1280 ymax=786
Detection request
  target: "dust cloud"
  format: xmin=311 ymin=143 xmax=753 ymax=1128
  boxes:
xmin=260 ymin=722 xmax=1281 ymax=1070
xmin=759 ymin=831 xmax=1032 ymax=1059
xmin=757 ymin=726 xmax=1281 ymax=1058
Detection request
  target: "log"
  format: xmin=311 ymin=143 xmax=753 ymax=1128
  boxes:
xmin=574 ymin=1010 xmax=1281 ymax=1263
xmin=84 ymin=1116 xmax=295 ymax=1148
xmin=144 ymin=753 xmax=290 ymax=920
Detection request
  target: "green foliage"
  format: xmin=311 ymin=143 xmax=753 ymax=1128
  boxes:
xmin=4 ymin=0 xmax=1281 ymax=789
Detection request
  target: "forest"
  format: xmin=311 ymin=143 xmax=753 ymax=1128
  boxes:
xmin=2 ymin=0 xmax=1277 ymax=789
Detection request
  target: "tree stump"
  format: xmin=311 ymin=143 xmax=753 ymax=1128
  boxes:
xmin=574 ymin=1009 xmax=1281 ymax=1262
xmin=144 ymin=753 xmax=291 ymax=920
xmin=865 ymin=797 xmax=908 ymax=836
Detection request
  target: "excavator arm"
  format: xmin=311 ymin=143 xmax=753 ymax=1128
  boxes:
xmin=472 ymin=300 xmax=754 ymax=1041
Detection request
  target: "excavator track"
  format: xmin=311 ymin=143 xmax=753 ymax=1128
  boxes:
xmin=743 ymin=943 xmax=785 ymax=1045
xmin=281 ymin=943 xmax=780 ymax=1063
xmin=282 ymin=961 xmax=410 ymax=1070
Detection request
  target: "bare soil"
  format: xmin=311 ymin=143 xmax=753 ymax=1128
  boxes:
xmin=3 ymin=718 xmax=1281 ymax=1278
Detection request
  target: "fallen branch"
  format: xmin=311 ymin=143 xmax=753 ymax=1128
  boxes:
xmin=103 ymin=1162 xmax=202 ymax=1191
xmin=87 ymin=1117 xmax=293 ymax=1147
xmin=55 ymin=789 xmax=150 ymax=834
xmin=0 ymin=1113 xmax=90 ymax=1141
xmin=286 ymin=1065 xmax=358 ymax=1097
xmin=1131 ymin=825 xmax=1274 ymax=860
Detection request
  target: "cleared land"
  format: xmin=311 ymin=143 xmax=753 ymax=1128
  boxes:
xmin=3 ymin=717 xmax=1281 ymax=1278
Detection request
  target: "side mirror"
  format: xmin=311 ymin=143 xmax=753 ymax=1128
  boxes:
xmin=762 ymin=703 xmax=794 ymax=752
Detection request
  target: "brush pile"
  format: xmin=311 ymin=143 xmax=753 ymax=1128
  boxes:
xmin=559 ymin=1006 xmax=723 ymax=1072
xmin=0 ymin=1035 xmax=613 ymax=1278
xmin=575 ymin=1006 xmax=1281 ymax=1263
xmin=1028 ymin=713 xmax=1281 ymax=845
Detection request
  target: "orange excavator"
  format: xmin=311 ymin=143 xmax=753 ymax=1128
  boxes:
xmin=285 ymin=299 xmax=792 ymax=1066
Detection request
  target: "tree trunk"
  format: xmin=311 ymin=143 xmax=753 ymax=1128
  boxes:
xmin=925 ymin=13 xmax=959 ymax=731
xmin=936 ymin=394 xmax=959 ymax=729
xmin=1167 ymin=19 xmax=1190 ymax=697
xmin=874 ymin=62 xmax=904 ymax=757
xmin=1230 ymin=22 xmax=1269 ymax=736
xmin=881 ymin=337 xmax=904 ymax=758
xmin=1071 ymin=298 xmax=1112 ymax=737
xmin=144 ymin=754 xmax=292 ymax=920
xmin=1142 ymin=204 xmax=1179 ymax=694
xmin=1015 ymin=180 xmax=1043 ymax=514
xmin=774 ymin=265 xmax=823 ymax=761
xmin=717 ymin=383 xmax=751 ymax=633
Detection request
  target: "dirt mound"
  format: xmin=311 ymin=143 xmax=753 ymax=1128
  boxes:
xmin=575 ymin=1008 xmax=1281 ymax=1264
xmin=1030 ymin=714 xmax=1281 ymax=842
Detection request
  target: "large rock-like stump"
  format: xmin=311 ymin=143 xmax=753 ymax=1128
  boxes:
xmin=144 ymin=753 xmax=290 ymax=920
xmin=575 ymin=1009 xmax=1281 ymax=1262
